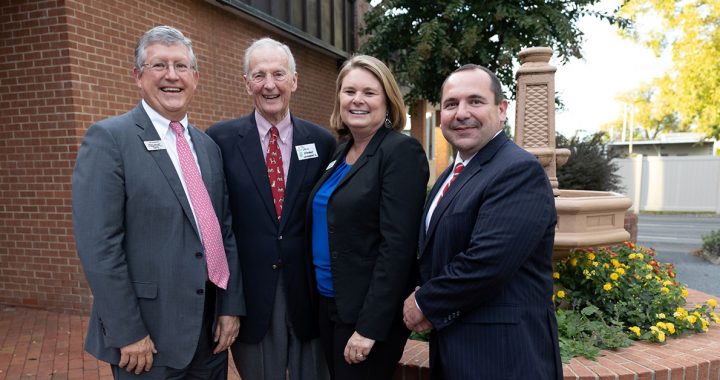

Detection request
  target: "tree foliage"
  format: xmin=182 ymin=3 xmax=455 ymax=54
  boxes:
xmin=557 ymin=132 xmax=623 ymax=192
xmin=360 ymin=0 xmax=617 ymax=106
xmin=617 ymin=0 xmax=720 ymax=138
xmin=601 ymin=81 xmax=683 ymax=141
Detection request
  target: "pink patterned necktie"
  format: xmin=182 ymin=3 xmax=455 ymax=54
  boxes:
xmin=169 ymin=121 xmax=229 ymax=289
xmin=441 ymin=163 xmax=465 ymax=198
xmin=266 ymin=126 xmax=285 ymax=220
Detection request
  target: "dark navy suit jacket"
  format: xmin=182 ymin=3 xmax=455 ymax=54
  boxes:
xmin=416 ymin=133 xmax=562 ymax=379
xmin=206 ymin=112 xmax=335 ymax=343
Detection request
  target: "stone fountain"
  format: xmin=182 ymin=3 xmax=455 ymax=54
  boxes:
xmin=514 ymin=47 xmax=632 ymax=261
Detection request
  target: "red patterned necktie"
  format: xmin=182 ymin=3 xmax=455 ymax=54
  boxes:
xmin=266 ymin=126 xmax=285 ymax=220
xmin=441 ymin=162 xmax=465 ymax=198
xmin=169 ymin=121 xmax=230 ymax=289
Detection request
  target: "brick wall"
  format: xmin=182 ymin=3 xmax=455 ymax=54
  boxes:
xmin=0 ymin=0 xmax=339 ymax=314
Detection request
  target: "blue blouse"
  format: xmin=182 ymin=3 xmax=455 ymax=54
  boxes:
xmin=311 ymin=160 xmax=352 ymax=297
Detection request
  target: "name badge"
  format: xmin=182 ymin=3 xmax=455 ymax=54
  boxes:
xmin=295 ymin=143 xmax=318 ymax=160
xmin=325 ymin=160 xmax=336 ymax=171
xmin=144 ymin=140 xmax=166 ymax=151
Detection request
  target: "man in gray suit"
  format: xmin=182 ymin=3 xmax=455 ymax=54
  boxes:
xmin=72 ymin=26 xmax=244 ymax=379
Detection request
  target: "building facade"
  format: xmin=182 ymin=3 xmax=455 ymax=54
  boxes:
xmin=0 ymin=0 xmax=358 ymax=313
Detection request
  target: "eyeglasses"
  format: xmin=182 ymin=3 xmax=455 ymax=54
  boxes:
xmin=142 ymin=62 xmax=194 ymax=73
xmin=249 ymin=71 xmax=289 ymax=84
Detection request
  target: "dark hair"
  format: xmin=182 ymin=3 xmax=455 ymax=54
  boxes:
xmin=441 ymin=64 xmax=504 ymax=105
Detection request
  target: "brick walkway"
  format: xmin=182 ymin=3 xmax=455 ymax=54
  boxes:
xmin=0 ymin=306 xmax=241 ymax=380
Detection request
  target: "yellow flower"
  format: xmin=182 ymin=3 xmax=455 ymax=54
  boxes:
xmin=637 ymin=253 xmax=644 ymax=259
xmin=645 ymin=274 xmax=653 ymax=280
xmin=628 ymin=326 xmax=641 ymax=336
xmin=660 ymin=287 xmax=670 ymax=294
xmin=588 ymin=253 xmax=596 ymax=261
xmin=682 ymin=288 xmax=688 ymax=297
xmin=611 ymin=259 xmax=620 ymax=268
xmin=647 ymin=264 xmax=654 ymax=270
xmin=570 ymin=258 xmax=577 ymax=267
xmin=663 ymin=280 xmax=673 ymax=286
xmin=656 ymin=313 xmax=666 ymax=319
xmin=687 ymin=315 xmax=697 ymax=324
xmin=711 ymin=312 xmax=720 ymax=323
xmin=666 ymin=323 xmax=675 ymax=334
xmin=553 ymin=272 xmax=560 ymax=279
xmin=708 ymin=299 xmax=718 ymax=308
xmin=617 ymin=268 xmax=625 ymax=275
xmin=603 ymin=283 xmax=612 ymax=291
xmin=656 ymin=322 xmax=667 ymax=329
xmin=557 ymin=290 xmax=566 ymax=299
xmin=610 ymin=273 xmax=619 ymax=281
xmin=629 ymin=253 xmax=636 ymax=259
xmin=603 ymin=263 xmax=610 ymax=269
xmin=657 ymin=331 xmax=665 ymax=342
xmin=650 ymin=326 xmax=659 ymax=332
xmin=592 ymin=261 xmax=599 ymax=267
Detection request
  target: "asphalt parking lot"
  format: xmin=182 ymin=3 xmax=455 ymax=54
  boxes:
xmin=636 ymin=214 xmax=720 ymax=297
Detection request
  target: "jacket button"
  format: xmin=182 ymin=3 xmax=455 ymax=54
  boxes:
xmin=272 ymin=264 xmax=278 ymax=270
xmin=196 ymin=289 xmax=204 ymax=295
xmin=278 ymin=235 xmax=283 ymax=240
xmin=195 ymin=252 xmax=203 ymax=258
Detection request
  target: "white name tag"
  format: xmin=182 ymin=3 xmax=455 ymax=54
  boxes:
xmin=295 ymin=143 xmax=318 ymax=160
xmin=144 ymin=140 xmax=166 ymax=151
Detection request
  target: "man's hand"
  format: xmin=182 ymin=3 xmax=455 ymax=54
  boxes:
xmin=403 ymin=290 xmax=433 ymax=332
xmin=119 ymin=335 xmax=157 ymax=374
xmin=213 ymin=315 xmax=240 ymax=354
xmin=344 ymin=331 xmax=375 ymax=364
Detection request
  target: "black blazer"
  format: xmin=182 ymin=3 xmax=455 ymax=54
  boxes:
xmin=307 ymin=127 xmax=429 ymax=341
xmin=207 ymin=112 xmax=336 ymax=343
xmin=416 ymin=133 xmax=562 ymax=379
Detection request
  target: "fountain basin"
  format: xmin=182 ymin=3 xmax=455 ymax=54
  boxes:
xmin=554 ymin=189 xmax=632 ymax=261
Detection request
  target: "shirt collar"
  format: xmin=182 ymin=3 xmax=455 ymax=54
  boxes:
xmin=255 ymin=110 xmax=292 ymax=144
xmin=142 ymin=99 xmax=189 ymax=136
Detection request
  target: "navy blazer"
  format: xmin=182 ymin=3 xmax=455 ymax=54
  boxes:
xmin=72 ymin=104 xmax=243 ymax=368
xmin=307 ymin=127 xmax=429 ymax=340
xmin=207 ymin=112 xmax=335 ymax=343
xmin=416 ymin=133 xmax=562 ymax=379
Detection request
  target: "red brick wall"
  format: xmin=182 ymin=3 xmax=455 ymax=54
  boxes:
xmin=0 ymin=0 xmax=339 ymax=314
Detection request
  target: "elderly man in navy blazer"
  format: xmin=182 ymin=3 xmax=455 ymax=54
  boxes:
xmin=73 ymin=26 xmax=244 ymax=379
xmin=206 ymin=38 xmax=335 ymax=380
xmin=403 ymin=64 xmax=563 ymax=379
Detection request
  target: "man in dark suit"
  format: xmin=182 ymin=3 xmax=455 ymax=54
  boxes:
xmin=72 ymin=26 xmax=244 ymax=379
xmin=206 ymin=38 xmax=335 ymax=380
xmin=403 ymin=64 xmax=562 ymax=379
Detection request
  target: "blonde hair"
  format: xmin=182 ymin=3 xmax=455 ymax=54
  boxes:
xmin=330 ymin=55 xmax=405 ymax=137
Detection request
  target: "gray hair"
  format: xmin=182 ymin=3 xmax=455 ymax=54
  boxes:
xmin=243 ymin=37 xmax=296 ymax=75
xmin=134 ymin=26 xmax=197 ymax=73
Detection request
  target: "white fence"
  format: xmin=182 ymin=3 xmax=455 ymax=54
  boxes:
xmin=615 ymin=156 xmax=720 ymax=214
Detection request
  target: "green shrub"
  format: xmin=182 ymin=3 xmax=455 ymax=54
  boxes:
xmin=702 ymin=230 xmax=720 ymax=261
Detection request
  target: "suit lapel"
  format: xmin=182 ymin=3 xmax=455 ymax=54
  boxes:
xmin=234 ymin=118 xmax=278 ymax=224
xmin=419 ymin=164 xmax=453 ymax=250
xmin=334 ymin=127 xmax=390 ymax=192
xmin=420 ymin=133 xmax=509 ymax=257
xmin=279 ymin=115 xmax=310 ymax=231
xmin=133 ymin=105 xmax=200 ymax=238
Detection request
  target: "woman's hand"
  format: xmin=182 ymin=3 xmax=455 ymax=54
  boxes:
xmin=343 ymin=331 xmax=375 ymax=364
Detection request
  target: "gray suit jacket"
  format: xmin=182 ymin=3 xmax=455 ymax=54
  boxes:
xmin=72 ymin=104 xmax=244 ymax=368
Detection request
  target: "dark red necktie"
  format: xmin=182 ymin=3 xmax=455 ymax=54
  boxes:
xmin=441 ymin=163 xmax=464 ymax=198
xmin=266 ymin=126 xmax=285 ymax=220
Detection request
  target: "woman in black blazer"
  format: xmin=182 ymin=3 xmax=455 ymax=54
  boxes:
xmin=308 ymin=55 xmax=429 ymax=379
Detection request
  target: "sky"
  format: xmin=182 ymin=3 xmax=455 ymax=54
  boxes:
xmin=547 ymin=0 xmax=671 ymax=139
